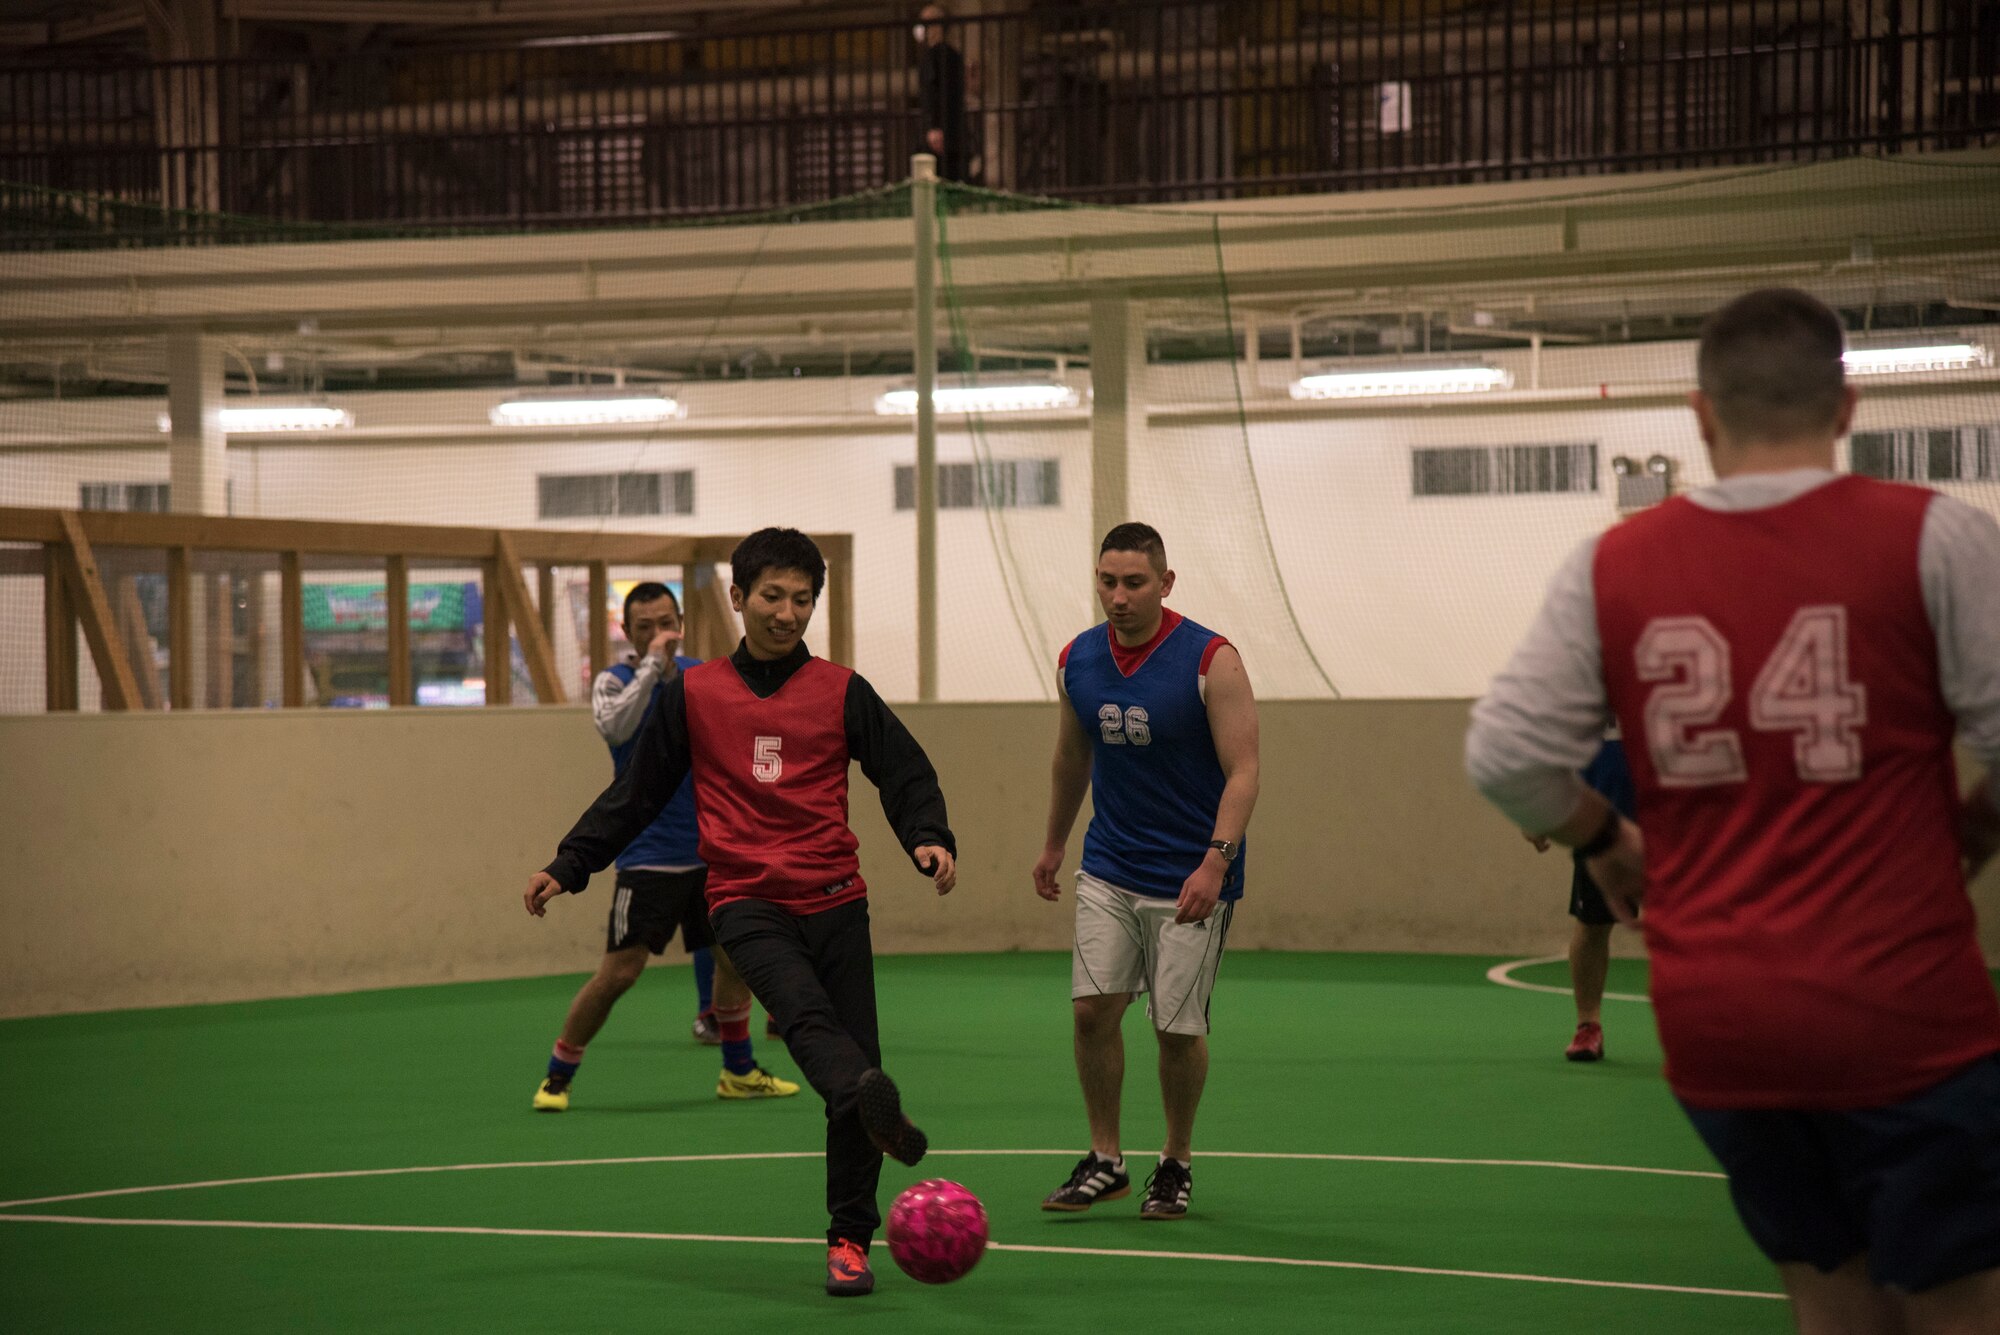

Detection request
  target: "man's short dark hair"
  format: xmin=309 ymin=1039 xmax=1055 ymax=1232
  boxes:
xmin=1099 ymin=522 xmax=1167 ymax=572
xmin=622 ymin=580 xmax=679 ymax=624
xmin=1696 ymin=289 xmax=1848 ymax=441
xmin=731 ymin=527 xmax=826 ymax=599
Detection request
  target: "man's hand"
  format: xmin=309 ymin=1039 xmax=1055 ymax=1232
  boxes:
xmin=1583 ymin=819 xmax=1646 ymax=925
xmin=1175 ymin=855 xmax=1225 ymax=925
xmin=523 ymin=871 xmax=567 ymax=918
xmin=914 ymin=845 xmax=957 ymax=896
xmin=1032 ymin=845 xmax=1065 ymax=902
xmin=646 ymin=626 xmax=683 ymax=665
xmin=925 ymin=128 xmax=946 ymax=153
xmin=1522 ymin=830 xmax=1553 ymax=853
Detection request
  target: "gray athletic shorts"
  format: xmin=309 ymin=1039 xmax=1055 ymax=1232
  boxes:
xmin=1070 ymin=871 xmax=1234 ymax=1036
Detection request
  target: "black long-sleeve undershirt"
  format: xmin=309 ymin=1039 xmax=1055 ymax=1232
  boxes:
xmin=543 ymin=641 xmax=954 ymax=894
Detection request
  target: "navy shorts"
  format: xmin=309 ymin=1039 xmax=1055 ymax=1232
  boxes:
xmin=606 ymin=867 xmax=713 ymax=956
xmin=1682 ymin=1053 xmax=2000 ymax=1293
xmin=1568 ymin=864 xmax=1617 ymax=926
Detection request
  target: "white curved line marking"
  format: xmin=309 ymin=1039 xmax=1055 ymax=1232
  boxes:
xmin=0 ymin=1148 xmax=1720 ymax=1211
xmin=0 ymin=1152 xmax=825 ymax=1211
xmin=0 ymin=1213 xmax=1782 ymax=1301
xmin=1487 ymin=954 xmax=1650 ymax=1004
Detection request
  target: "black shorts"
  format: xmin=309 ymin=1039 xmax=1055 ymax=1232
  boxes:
xmin=606 ymin=867 xmax=714 ymax=956
xmin=1568 ymin=864 xmax=1617 ymax=926
xmin=1681 ymin=1053 xmax=2000 ymax=1293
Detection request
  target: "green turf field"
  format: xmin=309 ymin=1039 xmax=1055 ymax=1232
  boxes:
xmin=2 ymin=951 xmax=1802 ymax=1332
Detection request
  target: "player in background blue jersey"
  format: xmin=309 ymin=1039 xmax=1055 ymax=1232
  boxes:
xmin=532 ymin=581 xmax=798 ymax=1110
xmin=1522 ymin=735 xmax=1637 ymax=1062
xmin=1032 ymin=523 xmax=1261 ymax=1221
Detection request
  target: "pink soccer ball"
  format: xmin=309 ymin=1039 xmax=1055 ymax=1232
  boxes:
xmin=886 ymin=1178 xmax=989 ymax=1284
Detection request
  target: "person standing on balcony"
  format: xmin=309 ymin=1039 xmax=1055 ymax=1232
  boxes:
xmin=915 ymin=4 xmax=968 ymax=183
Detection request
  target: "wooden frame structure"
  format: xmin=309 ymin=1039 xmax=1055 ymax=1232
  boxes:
xmin=2 ymin=507 xmax=854 ymax=712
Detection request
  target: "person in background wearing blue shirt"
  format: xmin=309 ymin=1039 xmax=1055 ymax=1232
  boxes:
xmin=532 ymin=581 xmax=799 ymax=1110
xmin=1031 ymin=523 xmax=1261 ymax=1222
xmin=1524 ymin=734 xmax=1637 ymax=1062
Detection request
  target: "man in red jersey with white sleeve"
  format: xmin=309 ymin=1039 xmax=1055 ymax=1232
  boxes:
xmin=1467 ymin=289 xmax=2000 ymax=1333
xmin=524 ymin=528 xmax=958 ymax=1300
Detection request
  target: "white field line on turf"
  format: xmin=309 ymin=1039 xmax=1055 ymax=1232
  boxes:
xmin=0 ymin=1148 xmax=1720 ymax=1211
xmin=1487 ymin=954 xmax=1649 ymax=1004
xmin=0 ymin=1214 xmax=1784 ymax=1301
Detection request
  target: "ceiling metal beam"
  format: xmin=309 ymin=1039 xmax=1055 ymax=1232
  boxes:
xmin=0 ymin=2 xmax=145 ymax=46
xmin=222 ymin=0 xmax=822 ymax=24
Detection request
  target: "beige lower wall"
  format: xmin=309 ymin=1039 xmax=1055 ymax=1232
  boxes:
xmin=2 ymin=703 xmax=1994 ymax=1017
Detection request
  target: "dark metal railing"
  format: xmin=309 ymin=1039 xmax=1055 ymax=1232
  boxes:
xmin=1 ymin=0 xmax=1994 ymax=245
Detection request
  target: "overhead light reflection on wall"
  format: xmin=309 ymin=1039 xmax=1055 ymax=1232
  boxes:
xmin=1289 ymin=364 xmax=1513 ymax=399
xmin=874 ymin=383 xmax=1083 ymax=416
xmin=490 ymin=396 xmax=685 ymax=426
xmin=1841 ymin=343 xmax=1991 ymax=376
xmin=157 ymin=406 xmax=354 ymax=433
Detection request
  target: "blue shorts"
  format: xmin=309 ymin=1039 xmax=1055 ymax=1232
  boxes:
xmin=1681 ymin=1053 xmax=2000 ymax=1293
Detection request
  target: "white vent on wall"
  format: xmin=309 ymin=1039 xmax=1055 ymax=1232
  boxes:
xmin=1411 ymin=443 xmax=1598 ymax=497
xmin=894 ymin=459 xmax=1061 ymax=511
xmin=1849 ymin=425 xmax=2000 ymax=483
xmin=537 ymin=470 xmax=695 ymax=519
xmin=80 ymin=482 xmax=171 ymax=512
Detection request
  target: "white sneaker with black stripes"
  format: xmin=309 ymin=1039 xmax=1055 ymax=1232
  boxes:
xmin=1140 ymin=1156 xmax=1191 ymax=1220
xmin=1041 ymin=1152 xmax=1130 ymax=1212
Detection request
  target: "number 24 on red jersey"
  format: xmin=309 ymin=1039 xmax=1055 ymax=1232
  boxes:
xmin=1637 ymin=605 xmax=1868 ymax=787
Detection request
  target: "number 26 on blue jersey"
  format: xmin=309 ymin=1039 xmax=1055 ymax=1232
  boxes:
xmin=1098 ymin=704 xmax=1152 ymax=746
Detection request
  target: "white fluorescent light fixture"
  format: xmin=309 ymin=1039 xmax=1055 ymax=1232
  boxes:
xmin=1289 ymin=364 xmax=1514 ymax=399
xmin=158 ymin=406 xmax=354 ymax=433
xmin=1841 ymin=343 xmax=1992 ymax=376
xmin=489 ymin=395 xmax=685 ymax=426
xmin=874 ymin=382 xmax=1082 ymax=416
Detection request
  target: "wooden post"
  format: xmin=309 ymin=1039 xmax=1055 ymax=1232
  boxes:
xmin=116 ymin=578 xmax=165 ymax=710
xmin=588 ymin=561 xmax=610 ymax=679
xmin=482 ymin=557 xmax=511 ymax=705
xmin=678 ymin=562 xmax=700 ymax=655
xmin=386 ymin=555 xmax=412 ymax=707
xmin=538 ymin=564 xmax=556 ymax=642
xmin=167 ymin=546 xmax=193 ymax=709
xmin=826 ymin=537 xmax=855 ymax=668
xmin=54 ymin=510 xmax=143 ymax=711
xmin=208 ymin=571 xmax=231 ymax=708
xmin=43 ymin=544 xmax=79 ymax=711
xmin=280 ymin=550 xmax=304 ymax=707
xmin=685 ymin=568 xmax=737 ymax=663
xmin=245 ymin=567 xmax=265 ymax=708
xmin=492 ymin=533 xmax=564 ymax=704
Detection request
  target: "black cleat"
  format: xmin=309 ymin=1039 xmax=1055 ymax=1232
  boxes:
xmin=1140 ymin=1158 xmax=1191 ymax=1220
xmin=691 ymin=1011 xmax=721 ymax=1045
xmin=855 ymin=1068 xmax=928 ymax=1167
xmin=1042 ymin=1153 xmax=1131 ymax=1212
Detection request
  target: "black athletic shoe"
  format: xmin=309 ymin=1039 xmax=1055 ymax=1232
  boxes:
xmin=855 ymin=1068 xmax=928 ymax=1167
xmin=691 ymin=1011 xmax=721 ymax=1045
xmin=1041 ymin=1153 xmax=1131 ymax=1212
xmin=1140 ymin=1158 xmax=1192 ymax=1220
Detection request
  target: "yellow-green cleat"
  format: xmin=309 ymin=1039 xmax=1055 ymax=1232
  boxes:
xmin=532 ymin=1074 xmax=572 ymax=1112
xmin=717 ymin=1066 xmax=801 ymax=1100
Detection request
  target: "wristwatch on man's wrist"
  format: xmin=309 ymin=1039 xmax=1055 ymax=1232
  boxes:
xmin=1207 ymin=839 xmax=1238 ymax=863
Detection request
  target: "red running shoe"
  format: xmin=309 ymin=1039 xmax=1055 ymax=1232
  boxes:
xmin=1566 ymin=1021 xmax=1605 ymax=1062
xmin=826 ymin=1239 xmax=874 ymax=1297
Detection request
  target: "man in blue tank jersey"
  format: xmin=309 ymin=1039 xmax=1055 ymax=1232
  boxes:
xmin=531 ymin=581 xmax=798 ymax=1110
xmin=1031 ymin=523 xmax=1261 ymax=1220
xmin=1522 ymin=734 xmax=1637 ymax=1062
